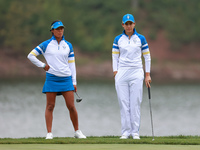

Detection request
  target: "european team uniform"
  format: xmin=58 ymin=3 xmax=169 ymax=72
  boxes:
xmin=28 ymin=35 xmax=76 ymax=95
xmin=112 ymin=28 xmax=151 ymax=137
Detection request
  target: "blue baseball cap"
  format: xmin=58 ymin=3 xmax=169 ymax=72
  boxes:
xmin=122 ymin=14 xmax=135 ymax=24
xmin=50 ymin=21 xmax=64 ymax=30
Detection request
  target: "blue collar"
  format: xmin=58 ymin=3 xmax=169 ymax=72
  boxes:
xmin=51 ymin=35 xmax=65 ymax=40
xmin=123 ymin=28 xmax=137 ymax=37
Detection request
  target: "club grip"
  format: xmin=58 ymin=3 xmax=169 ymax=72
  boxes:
xmin=148 ymin=87 xmax=151 ymax=99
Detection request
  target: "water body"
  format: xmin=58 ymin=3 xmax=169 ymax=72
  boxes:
xmin=0 ymin=81 xmax=200 ymax=138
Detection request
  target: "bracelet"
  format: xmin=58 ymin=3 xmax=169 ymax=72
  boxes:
xmin=43 ymin=64 xmax=46 ymax=68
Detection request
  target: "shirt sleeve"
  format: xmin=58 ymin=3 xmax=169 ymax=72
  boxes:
xmin=141 ymin=36 xmax=151 ymax=73
xmin=27 ymin=49 xmax=46 ymax=68
xmin=68 ymin=44 xmax=77 ymax=85
xmin=112 ymin=37 xmax=120 ymax=72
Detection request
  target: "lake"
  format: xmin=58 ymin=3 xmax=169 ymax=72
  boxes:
xmin=0 ymin=80 xmax=200 ymax=138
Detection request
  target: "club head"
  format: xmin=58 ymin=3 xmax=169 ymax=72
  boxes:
xmin=76 ymin=98 xmax=82 ymax=103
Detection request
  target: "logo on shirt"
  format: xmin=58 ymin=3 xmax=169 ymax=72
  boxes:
xmin=63 ymin=46 xmax=66 ymax=49
xmin=132 ymin=39 xmax=137 ymax=44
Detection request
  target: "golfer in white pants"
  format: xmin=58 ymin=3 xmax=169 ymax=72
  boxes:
xmin=112 ymin=14 xmax=151 ymax=139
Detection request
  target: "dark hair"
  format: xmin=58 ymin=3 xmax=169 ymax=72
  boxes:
xmin=50 ymin=20 xmax=62 ymax=32
xmin=51 ymin=20 xmax=61 ymax=27
xmin=50 ymin=20 xmax=62 ymax=35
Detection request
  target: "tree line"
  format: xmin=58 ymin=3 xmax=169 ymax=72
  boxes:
xmin=0 ymin=0 xmax=199 ymax=57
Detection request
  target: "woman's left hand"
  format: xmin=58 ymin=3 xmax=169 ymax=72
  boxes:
xmin=73 ymin=85 xmax=77 ymax=92
xmin=145 ymin=73 xmax=151 ymax=88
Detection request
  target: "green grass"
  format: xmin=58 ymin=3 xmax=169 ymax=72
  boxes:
xmin=0 ymin=136 xmax=199 ymax=145
xmin=1 ymin=144 xmax=200 ymax=150
xmin=1 ymin=136 xmax=200 ymax=150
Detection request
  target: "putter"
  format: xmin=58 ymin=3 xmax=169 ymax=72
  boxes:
xmin=148 ymin=87 xmax=155 ymax=141
xmin=75 ymin=92 xmax=82 ymax=103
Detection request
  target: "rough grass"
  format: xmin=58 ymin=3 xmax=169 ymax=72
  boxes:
xmin=0 ymin=136 xmax=200 ymax=145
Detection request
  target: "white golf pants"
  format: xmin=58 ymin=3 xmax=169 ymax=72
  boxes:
xmin=115 ymin=68 xmax=144 ymax=137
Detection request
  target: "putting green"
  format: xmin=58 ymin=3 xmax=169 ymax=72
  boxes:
xmin=0 ymin=144 xmax=199 ymax=150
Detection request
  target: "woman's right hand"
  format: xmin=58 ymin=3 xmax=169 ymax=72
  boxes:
xmin=113 ymin=71 xmax=118 ymax=77
xmin=43 ymin=64 xmax=50 ymax=71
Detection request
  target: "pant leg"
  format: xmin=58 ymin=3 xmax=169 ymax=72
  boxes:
xmin=129 ymin=69 xmax=144 ymax=136
xmin=115 ymin=69 xmax=131 ymax=136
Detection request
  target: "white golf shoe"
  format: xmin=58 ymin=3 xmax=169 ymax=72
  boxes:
xmin=133 ymin=135 xmax=140 ymax=139
xmin=46 ymin=132 xmax=53 ymax=139
xmin=74 ymin=130 xmax=86 ymax=139
xmin=120 ymin=135 xmax=129 ymax=139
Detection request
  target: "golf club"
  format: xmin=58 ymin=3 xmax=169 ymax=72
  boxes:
xmin=75 ymin=92 xmax=82 ymax=103
xmin=148 ymin=86 xmax=155 ymax=141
